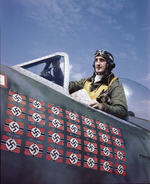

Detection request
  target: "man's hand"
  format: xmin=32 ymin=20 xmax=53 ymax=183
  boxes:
xmin=87 ymin=100 xmax=102 ymax=110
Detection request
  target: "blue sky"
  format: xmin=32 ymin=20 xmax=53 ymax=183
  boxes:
xmin=1 ymin=0 xmax=150 ymax=89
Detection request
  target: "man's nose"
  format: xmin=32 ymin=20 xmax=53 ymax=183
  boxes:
xmin=96 ymin=59 xmax=101 ymax=64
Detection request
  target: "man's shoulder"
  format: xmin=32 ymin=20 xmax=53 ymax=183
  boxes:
xmin=109 ymin=77 xmax=123 ymax=90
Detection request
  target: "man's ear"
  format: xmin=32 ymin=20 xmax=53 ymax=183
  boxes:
xmin=93 ymin=61 xmax=95 ymax=68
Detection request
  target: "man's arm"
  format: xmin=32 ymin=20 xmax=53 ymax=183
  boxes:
xmin=88 ymin=81 xmax=128 ymax=119
xmin=69 ymin=78 xmax=87 ymax=94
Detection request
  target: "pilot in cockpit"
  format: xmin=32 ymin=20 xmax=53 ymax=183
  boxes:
xmin=40 ymin=59 xmax=64 ymax=86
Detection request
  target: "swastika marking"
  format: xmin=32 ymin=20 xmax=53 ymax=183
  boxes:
xmin=50 ymin=149 xmax=59 ymax=160
xmin=117 ymin=165 xmax=124 ymax=174
xmin=33 ymin=100 xmax=42 ymax=109
xmin=99 ymin=123 xmax=106 ymax=130
xmin=117 ymin=151 xmax=124 ymax=160
xmin=115 ymin=138 xmax=122 ymax=147
xmin=112 ymin=128 xmax=119 ymax=135
xmin=101 ymin=134 xmax=109 ymax=143
xmin=6 ymin=138 xmax=17 ymax=151
xmin=87 ymin=157 xmax=95 ymax=168
xmin=69 ymin=112 xmax=77 ymax=121
xmin=11 ymin=106 xmax=22 ymax=116
xmin=70 ymin=138 xmax=78 ymax=148
xmin=87 ymin=142 xmax=95 ymax=152
xmin=32 ymin=113 xmax=42 ymax=123
xmin=69 ymin=153 xmax=78 ymax=165
xmin=52 ymin=119 xmax=61 ymax=128
xmin=9 ymin=121 xmax=19 ymax=133
xmin=70 ymin=124 xmax=78 ymax=133
xmin=12 ymin=94 xmax=22 ymax=103
xmin=85 ymin=118 xmax=92 ymax=126
xmin=52 ymin=133 xmax=61 ymax=144
xmin=103 ymin=147 xmax=110 ymax=156
xmin=29 ymin=144 xmax=39 ymax=156
xmin=86 ymin=129 xmax=94 ymax=138
xmin=103 ymin=161 xmax=110 ymax=171
xmin=31 ymin=127 xmax=41 ymax=138
xmin=51 ymin=107 xmax=60 ymax=115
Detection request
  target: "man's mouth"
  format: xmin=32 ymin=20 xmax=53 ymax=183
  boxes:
xmin=96 ymin=67 xmax=101 ymax=70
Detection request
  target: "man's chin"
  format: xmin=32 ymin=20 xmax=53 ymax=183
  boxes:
xmin=96 ymin=71 xmax=105 ymax=75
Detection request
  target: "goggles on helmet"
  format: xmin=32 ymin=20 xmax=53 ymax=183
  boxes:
xmin=94 ymin=50 xmax=114 ymax=61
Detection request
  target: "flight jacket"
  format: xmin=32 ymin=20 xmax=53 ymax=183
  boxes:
xmin=69 ymin=73 xmax=128 ymax=119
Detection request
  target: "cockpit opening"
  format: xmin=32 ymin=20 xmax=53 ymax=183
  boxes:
xmin=21 ymin=55 xmax=65 ymax=87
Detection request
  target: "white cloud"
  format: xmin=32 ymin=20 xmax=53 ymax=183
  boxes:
xmin=124 ymin=11 xmax=137 ymax=24
xmin=140 ymin=74 xmax=150 ymax=90
xmin=69 ymin=62 xmax=86 ymax=81
xmin=72 ymin=72 xmax=86 ymax=81
xmin=141 ymin=100 xmax=150 ymax=105
xmin=69 ymin=64 xmax=73 ymax=73
xmin=144 ymin=74 xmax=150 ymax=82
xmin=116 ymin=52 xmax=128 ymax=59
xmin=122 ymin=33 xmax=135 ymax=41
xmin=19 ymin=0 xmax=83 ymax=36
xmin=90 ymin=0 xmax=125 ymax=13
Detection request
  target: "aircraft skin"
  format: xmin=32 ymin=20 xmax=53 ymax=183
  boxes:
xmin=0 ymin=53 xmax=150 ymax=184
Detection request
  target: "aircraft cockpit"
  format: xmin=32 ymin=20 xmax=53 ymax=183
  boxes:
xmin=40 ymin=57 xmax=64 ymax=86
xmin=13 ymin=52 xmax=70 ymax=94
xmin=12 ymin=52 xmax=150 ymax=124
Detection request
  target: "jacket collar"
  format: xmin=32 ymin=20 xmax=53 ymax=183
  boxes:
xmin=87 ymin=72 xmax=115 ymax=85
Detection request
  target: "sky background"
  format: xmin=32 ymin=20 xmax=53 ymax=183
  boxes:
xmin=1 ymin=0 xmax=150 ymax=89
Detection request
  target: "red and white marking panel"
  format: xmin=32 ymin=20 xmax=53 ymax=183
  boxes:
xmin=1 ymin=135 xmax=21 ymax=154
xmin=29 ymin=98 xmax=45 ymax=111
xmin=4 ymin=118 xmax=24 ymax=135
xmin=0 ymin=74 xmax=7 ymax=88
xmin=46 ymin=147 xmax=63 ymax=163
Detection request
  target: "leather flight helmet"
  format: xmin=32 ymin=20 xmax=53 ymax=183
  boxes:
xmin=93 ymin=50 xmax=116 ymax=71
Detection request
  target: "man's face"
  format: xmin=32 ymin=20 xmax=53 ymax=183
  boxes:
xmin=52 ymin=60 xmax=60 ymax=70
xmin=94 ymin=56 xmax=107 ymax=75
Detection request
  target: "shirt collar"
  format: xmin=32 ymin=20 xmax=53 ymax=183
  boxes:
xmin=94 ymin=74 xmax=103 ymax=83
